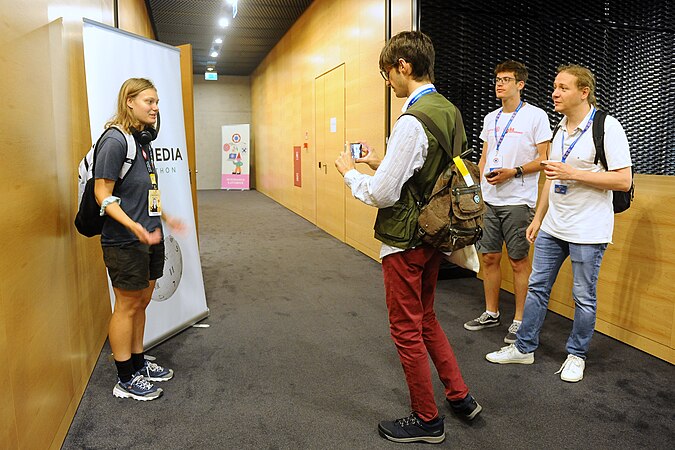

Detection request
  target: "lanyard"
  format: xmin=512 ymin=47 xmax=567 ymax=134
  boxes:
xmin=493 ymin=100 xmax=523 ymax=153
xmin=140 ymin=143 xmax=158 ymax=189
xmin=560 ymin=108 xmax=596 ymax=163
xmin=406 ymin=87 xmax=437 ymax=110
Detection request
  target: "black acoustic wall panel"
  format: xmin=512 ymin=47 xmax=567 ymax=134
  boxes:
xmin=420 ymin=0 xmax=674 ymax=175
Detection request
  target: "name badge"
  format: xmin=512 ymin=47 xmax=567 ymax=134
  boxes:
xmin=554 ymin=183 xmax=568 ymax=195
xmin=148 ymin=189 xmax=162 ymax=216
xmin=489 ymin=154 xmax=503 ymax=172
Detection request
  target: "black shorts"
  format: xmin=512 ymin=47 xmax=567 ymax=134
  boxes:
xmin=102 ymin=241 xmax=165 ymax=291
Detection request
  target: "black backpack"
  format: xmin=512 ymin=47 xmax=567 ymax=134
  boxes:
xmin=551 ymin=110 xmax=634 ymax=213
xmin=74 ymin=127 xmax=136 ymax=237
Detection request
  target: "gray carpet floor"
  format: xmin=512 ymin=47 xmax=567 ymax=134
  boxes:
xmin=63 ymin=190 xmax=674 ymax=450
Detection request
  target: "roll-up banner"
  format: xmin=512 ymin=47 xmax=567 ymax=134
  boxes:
xmin=221 ymin=124 xmax=250 ymax=190
xmin=82 ymin=19 xmax=209 ymax=348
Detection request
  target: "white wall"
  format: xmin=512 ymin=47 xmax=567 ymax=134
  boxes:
xmin=194 ymin=76 xmax=252 ymax=189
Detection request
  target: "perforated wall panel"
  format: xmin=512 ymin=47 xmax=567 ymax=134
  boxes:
xmin=420 ymin=0 xmax=674 ymax=174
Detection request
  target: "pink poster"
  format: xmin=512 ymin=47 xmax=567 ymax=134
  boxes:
xmin=221 ymin=124 xmax=250 ymax=189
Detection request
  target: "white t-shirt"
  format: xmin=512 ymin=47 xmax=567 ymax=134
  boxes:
xmin=480 ymin=103 xmax=552 ymax=208
xmin=541 ymin=108 xmax=632 ymax=244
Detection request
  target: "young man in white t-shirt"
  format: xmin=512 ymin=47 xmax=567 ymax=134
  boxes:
xmin=485 ymin=64 xmax=632 ymax=383
xmin=464 ymin=61 xmax=551 ymax=344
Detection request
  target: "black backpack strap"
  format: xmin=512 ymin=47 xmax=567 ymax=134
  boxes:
xmin=403 ymin=106 xmax=465 ymax=158
xmin=592 ymin=109 xmax=608 ymax=170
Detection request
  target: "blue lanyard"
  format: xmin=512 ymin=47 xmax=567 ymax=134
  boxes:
xmin=406 ymin=87 xmax=437 ymax=110
xmin=493 ymin=101 xmax=524 ymax=153
xmin=560 ymin=108 xmax=596 ymax=163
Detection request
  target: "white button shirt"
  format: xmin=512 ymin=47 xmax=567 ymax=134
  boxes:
xmin=344 ymin=84 xmax=434 ymax=258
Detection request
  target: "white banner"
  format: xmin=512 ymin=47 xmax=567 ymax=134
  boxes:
xmin=82 ymin=19 xmax=208 ymax=348
xmin=221 ymin=124 xmax=250 ymax=189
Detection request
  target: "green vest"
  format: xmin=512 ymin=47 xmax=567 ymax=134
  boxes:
xmin=374 ymin=92 xmax=465 ymax=249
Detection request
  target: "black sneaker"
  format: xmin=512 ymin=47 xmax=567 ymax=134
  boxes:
xmin=464 ymin=312 xmax=500 ymax=331
xmin=378 ymin=412 xmax=445 ymax=444
xmin=448 ymin=394 xmax=482 ymax=421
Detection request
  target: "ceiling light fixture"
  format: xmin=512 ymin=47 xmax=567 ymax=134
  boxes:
xmin=218 ymin=17 xmax=229 ymax=28
xmin=214 ymin=38 xmax=223 ymax=44
xmin=211 ymin=51 xmax=219 ymax=58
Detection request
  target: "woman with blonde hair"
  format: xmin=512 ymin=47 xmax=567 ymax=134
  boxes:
xmin=94 ymin=78 xmax=184 ymax=400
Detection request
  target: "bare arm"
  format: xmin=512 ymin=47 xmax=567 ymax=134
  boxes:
xmin=526 ymin=178 xmax=551 ymax=243
xmin=478 ymin=141 xmax=487 ymax=177
xmin=94 ymin=178 xmax=161 ymax=245
xmin=542 ymin=163 xmax=632 ymax=191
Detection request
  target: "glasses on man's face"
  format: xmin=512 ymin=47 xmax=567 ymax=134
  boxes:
xmin=494 ymin=76 xmax=516 ymax=85
xmin=380 ymin=68 xmax=390 ymax=81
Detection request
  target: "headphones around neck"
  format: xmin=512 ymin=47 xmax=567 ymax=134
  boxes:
xmin=131 ymin=110 xmax=160 ymax=145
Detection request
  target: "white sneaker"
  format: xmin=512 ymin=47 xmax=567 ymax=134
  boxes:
xmin=556 ymin=354 xmax=585 ymax=382
xmin=485 ymin=344 xmax=534 ymax=364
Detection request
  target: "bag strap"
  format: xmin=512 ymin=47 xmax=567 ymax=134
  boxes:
xmin=591 ymin=109 xmax=608 ymax=170
xmin=109 ymin=125 xmax=137 ymax=179
xmin=404 ymin=107 xmax=465 ymax=158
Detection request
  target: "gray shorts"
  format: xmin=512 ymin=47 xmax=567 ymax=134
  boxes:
xmin=476 ymin=204 xmax=535 ymax=260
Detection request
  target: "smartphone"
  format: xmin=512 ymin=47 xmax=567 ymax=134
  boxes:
xmin=350 ymin=143 xmax=363 ymax=159
xmin=486 ymin=171 xmax=498 ymax=179
xmin=540 ymin=161 xmax=548 ymax=166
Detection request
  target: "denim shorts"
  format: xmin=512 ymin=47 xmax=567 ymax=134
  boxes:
xmin=476 ymin=203 xmax=535 ymax=260
xmin=102 ymin=241 xmax=165 ymax=290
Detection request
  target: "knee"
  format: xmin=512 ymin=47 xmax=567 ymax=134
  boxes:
xmin=509 ymin=257 xmax=530 ymax=274
xmin=482 ymin=253 xmax=501 ymax=268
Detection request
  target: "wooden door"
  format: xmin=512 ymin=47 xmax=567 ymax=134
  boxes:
xmin=315 ymin=65 xmax=346 ymax=241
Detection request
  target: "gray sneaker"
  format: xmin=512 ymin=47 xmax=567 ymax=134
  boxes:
xmin=464 ymin=312 xmax=500 ymax=331
xmin=504 ymin=321 xmax=521 ymax=344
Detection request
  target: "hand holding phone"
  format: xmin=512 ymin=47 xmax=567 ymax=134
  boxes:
xmin=350 ymin=143 xmax=363 ymax=159
xmin=486 ymin=171 xmax=498 ymax=179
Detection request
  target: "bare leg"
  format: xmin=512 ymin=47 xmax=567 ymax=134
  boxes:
xmin=109 ymin=287 xmax=149 ymax=361
xmin=509 ymin=256 xmax=531 ymax=321
xmin=482 ymin=252 xmax=503 ymax=314
xmin=131 ymin=280 xmax=155 ymax=354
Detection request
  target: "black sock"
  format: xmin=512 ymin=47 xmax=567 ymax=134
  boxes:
xmin=131 ymin=353 xmax=145 ymax=373
xmin=115 ymin=358 xmax=135 ymax=383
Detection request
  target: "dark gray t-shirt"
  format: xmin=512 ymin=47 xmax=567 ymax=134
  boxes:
xmin=93 ymin=127 xmax=162 ymax=246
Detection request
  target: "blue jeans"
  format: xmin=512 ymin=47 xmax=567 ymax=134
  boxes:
xmin=515 ymin=230 xmax=607 ymax=358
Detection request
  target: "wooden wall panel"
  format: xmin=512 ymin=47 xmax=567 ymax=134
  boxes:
xmin=0 ymin=1 xmax=156 ymax=449
xmin=178 ymin=44 xmax=199 ymax=237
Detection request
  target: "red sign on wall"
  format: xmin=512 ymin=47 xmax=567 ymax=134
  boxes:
xmin=293 ymin=146 xmax=302 ymax=187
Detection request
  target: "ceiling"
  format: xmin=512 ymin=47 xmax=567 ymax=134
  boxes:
xmin=146 ymin=0 xmax=314 ymax=76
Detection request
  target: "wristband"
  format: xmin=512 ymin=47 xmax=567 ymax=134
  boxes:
xmin=515 ymin=166 xmax=524 ymax=178
xmin=100 ymin=196 xmax=121 ymax=216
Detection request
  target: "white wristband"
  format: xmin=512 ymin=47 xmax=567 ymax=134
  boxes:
xmin=100 ymin=196 xmax=121 ymax=216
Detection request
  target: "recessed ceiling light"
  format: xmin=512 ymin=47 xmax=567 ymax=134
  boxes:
xmin=207 ymin=67 xmax=214 ymax=71
xmin=211 ymin=51 xmax=219 ymax=58
xmin=214 ymin=38 xmax=223 ymax=44
xmin=218 ymin=17 xmax=229 ymax=28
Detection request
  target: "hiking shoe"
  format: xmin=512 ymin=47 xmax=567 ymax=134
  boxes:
xmin=448 ymin=394 xmax=482 ymax=421
xmin=136 ymin=360 xmax=173 ymax=382
xmin=504 ymin=321 xmax=521 ymax=344
xmin=464 ymin=312 xmax=500 ymax=331
xmin=113 ymin=375 xmax=163 ymax=401
xmin=378 ymin=412 xmax=445 ymax=444
xmin=486 ymin=344 xmax=534 ymax=364
xmin=556 ymin=354 xmax=585 ymax=382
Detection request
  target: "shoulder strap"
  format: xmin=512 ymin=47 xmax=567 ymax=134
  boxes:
xmin=109 ymin=125 xmax=137 ymax=179
xmin=551 ymin=121 xmax=562 ymax=143
xmin=403 ymin=107 xmax=465 ymax=158
xmin=592 ymin=109 xmax=608 ymax=170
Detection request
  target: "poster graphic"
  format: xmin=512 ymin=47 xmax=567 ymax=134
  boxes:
xmin=222 ymin=124 xmax=250 ymax=189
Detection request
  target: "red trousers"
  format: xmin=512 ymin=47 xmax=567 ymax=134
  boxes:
xmin=382 ymin=246 xmax=469 ymax=421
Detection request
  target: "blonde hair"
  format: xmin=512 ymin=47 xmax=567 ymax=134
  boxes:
xmin=105 ymin=78 xmax=157 ymax=132
xmin=557 ymin=64 xmax=596 ymax=106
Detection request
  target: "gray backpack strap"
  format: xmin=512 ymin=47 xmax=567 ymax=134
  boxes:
xmin=110 ymin=125 xmax=137 ymax=180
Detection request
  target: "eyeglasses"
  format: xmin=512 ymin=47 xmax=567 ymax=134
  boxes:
xmin=494 ymin=77 xmax=516 ymax=85
xmin=380 ymin=67 xmax=393 ymax=81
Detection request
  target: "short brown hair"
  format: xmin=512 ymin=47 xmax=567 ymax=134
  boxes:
xmin=557 ymin=64 xmax=597 ymax=106
xmin=379 ymin=31 xmax=435 ymax=83
xmin=494 ymin=60 xmax=528 ymax=83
